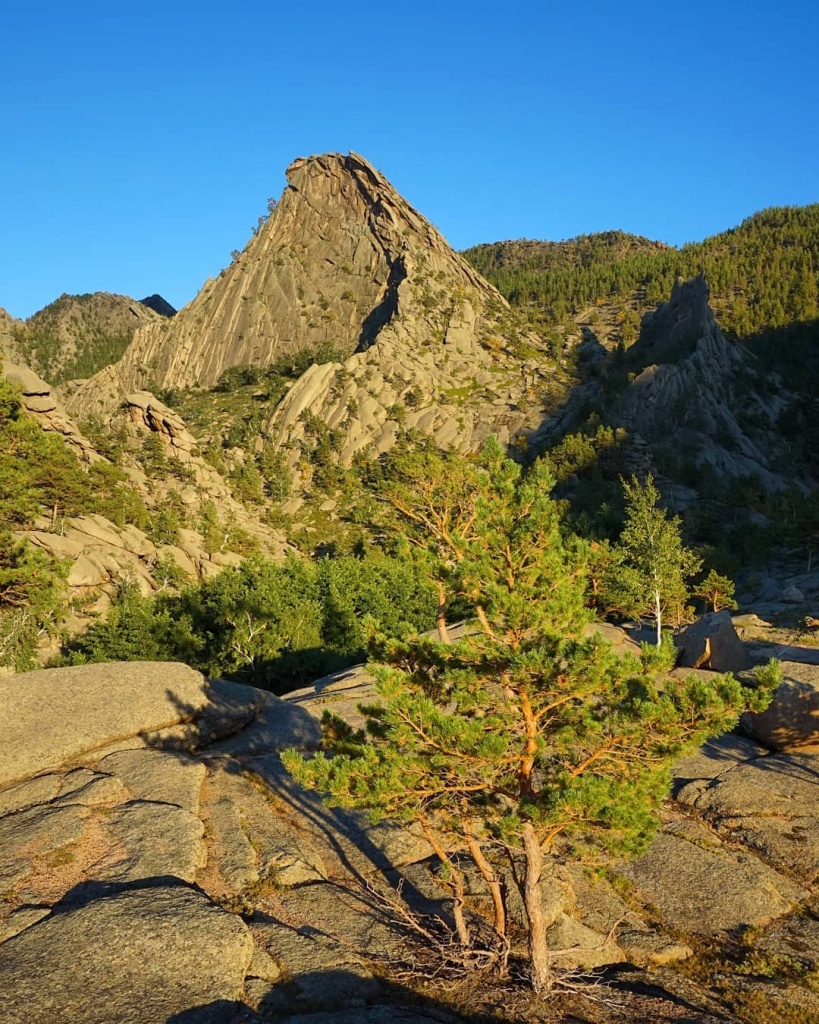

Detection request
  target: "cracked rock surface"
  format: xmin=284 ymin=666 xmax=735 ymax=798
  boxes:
xmin=1 ymin=657 xmax=817 ymax=1022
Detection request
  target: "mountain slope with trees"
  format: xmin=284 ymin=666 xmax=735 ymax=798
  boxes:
xmin=463 ymin=206 xmax=819 ymax=340
xmin=10 ymin=292 xmax=171 ymax=385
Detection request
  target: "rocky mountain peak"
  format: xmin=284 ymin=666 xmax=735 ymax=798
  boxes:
xmin=65 ymin=153 xmax=508 ymax=418
xmin=138 ymin=294 xmax=176 ymax=318
xmin=629 ymin=273 xmax=714 ymax=365
xmin=610 ymin=273 xmax=786 ymax=489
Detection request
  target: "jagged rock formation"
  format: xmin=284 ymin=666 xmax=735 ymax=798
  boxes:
xmin=1 ymin=654 xmax=818 ymax=1022
xmin=123 ymin=391 xmax=198 ymax=455
xmin=610 ymin=275 xmax=786 ymax=488
xmin=1 ymin=359 xmax=288 ymax=632
xmin=64 ymin=154 xmax=563 ymax=456
xmin=2 ymin=361 xmax=101 ymax=462
xmin=261 ymin=271 xmax=555 ymax=466
xmin=18 ymin=509 xmax=261 ymax=632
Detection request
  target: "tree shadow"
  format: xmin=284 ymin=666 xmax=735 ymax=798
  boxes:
xmin=165 ymin=969 xmax=501 ymax=1022
xmin=164 ymin=964 xmax=728 ymax=1024
xmin=138 ymin=678 xmax=438 ymax=917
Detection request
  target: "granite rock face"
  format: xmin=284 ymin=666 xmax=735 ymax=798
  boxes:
xmin=1 ymin=654 xmax=818 ymax=1021
xmin=609 ymin=275 xmax=786 ymax=489
xmin=67 ymin=154 xmax=510 ymax=393
xmin=0 ymin=885 xmax=254 ymax=1024
xmin=2 ymin=356 xmax=289 ymax=629
xmin=2 ymin=360 xmax=100 ymax=462
xmin=676 ymin=610 xmax=749 ymax=673
xmin=64 ymin=154 xmax=561 ymax=463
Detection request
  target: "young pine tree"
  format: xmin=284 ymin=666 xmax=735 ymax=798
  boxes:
xmin=283 ymin=442 xmax=770 ymax=992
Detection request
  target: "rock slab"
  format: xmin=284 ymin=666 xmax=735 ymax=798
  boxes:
xmin=0 ymin=885 xmax=253 ymax=1024
xmin=0 ymin=663 xmax=213 ymax=787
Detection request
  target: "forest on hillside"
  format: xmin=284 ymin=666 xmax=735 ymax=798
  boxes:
xmin=464 ymin=206 xmax=819 ymax=344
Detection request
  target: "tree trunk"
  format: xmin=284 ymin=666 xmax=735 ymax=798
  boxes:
xmin=654 ymin=589 xmax=662 ymax=647
xmin=521 ymin=821 xmax=553 ymax=993
xmin=460 ymin=808 xmax=507 ymax=942
xmin=436 ymin=580 xmax=451 ymax=644
xmin=420 ymin=818 xmax=470 ymax=947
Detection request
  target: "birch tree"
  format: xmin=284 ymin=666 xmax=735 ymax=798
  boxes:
xmin=617 ymin=475 xmax=702 ymax=645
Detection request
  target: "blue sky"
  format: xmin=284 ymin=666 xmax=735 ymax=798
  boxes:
xmin=1 ymin=0 xmax=816 ymax=319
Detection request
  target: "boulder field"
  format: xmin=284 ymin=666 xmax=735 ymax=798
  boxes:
xmin=1 ymin=648 xmax=818 ymax=1022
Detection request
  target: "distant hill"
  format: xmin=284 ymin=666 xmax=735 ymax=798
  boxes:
xmin=465 ymin=230 xmax=670 ymax=276
xmin=139 ymin=294 xmax=177 ymax=318
xmin=463 ymin=206 xmax=819 ymax=342
xmin=10 ymin=292 xmax=165 ymax=385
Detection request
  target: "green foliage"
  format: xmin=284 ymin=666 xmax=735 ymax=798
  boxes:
xmin=753 ymin=657 xmax=784 ymax=691
xmin=13 ymin=292 xmax=137 ymax=385
xmin=609 ymin=475 xmax=702 ymax=644
xmin=463 ymin=207 xmax=819 ymax=342
xmin=139 ymin=432 xmax=169 ymax=477
xmin=283 ymin=441 xmax=766 ymax=989
xmin=79 ymin=417 xmax=130 ymax=464
xmin=258 ymin=444 xmax=292 ymax=501
xmin=151 ymin=554 xmax=188 ymax=592
xmin=694 ymin=569 xmax=738 ymax=613
xmin=88 ymin=461 xmax=149 ymax=529
xmin=0 ymin=531 xmax=68 ymax=670
xmin=230 ymin=461 xmax=264 ymax=505
xmin=58 ymin=579 xmax=193 ymax=665
xmin=146 ymin=490 xmax=184 ymax=546
xmin=299 ymin=410 xmax=349 ymax=491
xmin=60 ymin=551 xmax=437 ymax=693
xmin=639 ymin=631 xmax=678 ymax=673
xmin=0 ymin=370 xmax=94 ymax=527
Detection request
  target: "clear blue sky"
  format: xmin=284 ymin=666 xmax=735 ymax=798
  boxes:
xmin=1 ymin=0 xmax=817 ymax=319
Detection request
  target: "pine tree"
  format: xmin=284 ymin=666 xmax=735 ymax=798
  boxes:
xmin=283 ymin=442 xmax=768 ymax=991
xmin=694 ymin=569 xmax=738 ymax=613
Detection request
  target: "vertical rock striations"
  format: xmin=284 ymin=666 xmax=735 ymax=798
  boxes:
xmin=63 ymin=153 xmax=560 ymax=455
xmin=610 ymin=275 xmax=785 ymax=488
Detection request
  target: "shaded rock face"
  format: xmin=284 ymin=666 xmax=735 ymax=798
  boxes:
xmin=65 ymin=153 xmax=560 ymax=462
xmin=676 ymin=610 xmax=749 ymax=673
xmin=741 ymin=660 xmax=819 ymax=749
xmin=138 ymin=294 xmax=176 ymax=318
xmin=609 ymin=275 xmax=785 ymax=489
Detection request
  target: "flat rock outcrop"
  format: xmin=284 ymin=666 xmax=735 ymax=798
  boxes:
xmin=0 ymin=885 xmax=253 ymax=1024
xmin=1 ymin=657 xmax=818 ymax=1021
